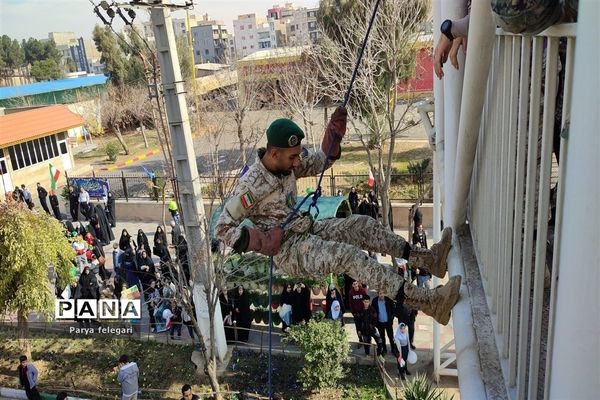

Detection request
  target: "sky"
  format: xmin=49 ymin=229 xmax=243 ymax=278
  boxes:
xmin=0 ymin=0 xmax=320 ymax=41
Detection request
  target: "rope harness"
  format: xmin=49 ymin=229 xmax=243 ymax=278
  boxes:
xmin=266 ymin=1 xmax=382 ymax=397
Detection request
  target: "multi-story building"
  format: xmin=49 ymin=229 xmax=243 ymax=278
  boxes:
xmin=48 ymin=32 xmax=78 ymax=47
xmin=48 ymin=32 xmax=80 ymax=73
xmin=134 ymin=21 xmax=156 ymax=44
xmin=257 ymin=20 xmax=277 ymax=50
xmin=172 ymin=14 xmax=199 ymax=41
xmin=68 ymin=38 xmax=101 ymax=73
xmin=191 ymin=21 xmax=230 ymax=64
xmin=233 ymin=14 xmax=262 ymax=58
xmin=285 ymin=7 xmax=319 ymax=45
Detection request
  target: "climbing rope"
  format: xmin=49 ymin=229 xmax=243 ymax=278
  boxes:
xmin=266 ymin=0 xmax=382 ymax=398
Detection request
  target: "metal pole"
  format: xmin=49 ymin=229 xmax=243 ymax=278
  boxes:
xmin=267 ymin=258 xmax=274 ymax=400
xmin=450 ymin=0 xmax=496 ymax=228
xmin=441 ymin=0 xmax=467 ymax=226
xmin=431 ymin=0 xmax=444 ymax=382
xmin=149 ymin=1 xmax=227 ymax=360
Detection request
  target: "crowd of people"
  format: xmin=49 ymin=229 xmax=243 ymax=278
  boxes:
xmin=346 ymin=186 xmax=380 ymax=219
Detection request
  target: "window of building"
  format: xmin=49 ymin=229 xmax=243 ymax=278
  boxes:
xmin=205 ymin=49 xmax=209 ymax=55
xmin=290 ymin=25 xmax=295 ymax=32
xmin=0 ymin=159 xmax=7 ymax=175
xmin=33 ymin=138 xmax=43 ymax=161
xmin=248 ymin=24 xmax=252 ymax=29
xmin=27 ymin=141 xmax=37 ymax=164
xmin=249 ymin=35 xmax=253 ymax=39
xmin=7 ymin=134 xmax=62 ymax=171
xmin=50 ymin=136 xmax=59 ymax=155
xmin=242 ymin=36 xmax=246 ymax=40
xmin=39 ymin=138 xmax=48 ymax=159
xmin=240 ymin=25 xmax=244 ymax=30
xmin=250 ymin=45 xmax=254 ymax=49
xmin=243 ymin=46 xmax=247 ymax=49
xmin=21 ymin=143 xmax=31 ymax=166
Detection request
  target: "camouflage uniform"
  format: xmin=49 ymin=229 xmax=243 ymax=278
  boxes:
xmin=216 ymin=147 xmax=461 ymax=325
xmin=215 ymin=147 xmax=405 ymax=295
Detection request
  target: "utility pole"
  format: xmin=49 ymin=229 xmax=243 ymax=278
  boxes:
xmin=145 ymin=0 xmax=227 ymax=360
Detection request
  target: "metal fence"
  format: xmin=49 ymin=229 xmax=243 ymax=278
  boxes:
xmin=65 ymin=171 xmax=433 ymax=202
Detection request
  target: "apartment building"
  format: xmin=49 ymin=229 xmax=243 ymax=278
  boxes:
xmin=233 ymin=14 xmax=261 ymax=58
xmin=285 ymin=7 xmax=319 ymax=45
xmin=191 ymin=21 xmax=230 ymax=64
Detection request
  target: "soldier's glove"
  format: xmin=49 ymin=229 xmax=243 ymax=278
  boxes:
xmin=233 ymin=226 xmax=284 ymax=256
xmin=321 ymin=106 xmax=348 ymax=160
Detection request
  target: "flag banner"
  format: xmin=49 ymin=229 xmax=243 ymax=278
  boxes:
xmin=368 ymin=168 xmax=375 ymax=187
xmin=49 ymin=164 xmax=60 ymax=189
xmin=123 ymin=285 xmax=141 ymax=300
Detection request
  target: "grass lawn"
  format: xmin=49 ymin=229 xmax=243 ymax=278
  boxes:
xmin=0 ymin=332 xmax=387 ymax=399
xmin=75 ymin=130 xmax=161 ymax=164
xmin=0 ymin=331 xmax=202 ymax=398
xmin=334 ymin=142 xmax=432 ymax=175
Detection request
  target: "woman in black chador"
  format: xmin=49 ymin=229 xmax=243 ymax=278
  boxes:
xmin=136 ymin=229 xmax=152 ymax=257
xmin=233 ymin=285 xmax=252 ymax=342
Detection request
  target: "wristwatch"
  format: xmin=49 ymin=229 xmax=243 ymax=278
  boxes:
xmin=441 ymin=19 xmax=454 ymax=41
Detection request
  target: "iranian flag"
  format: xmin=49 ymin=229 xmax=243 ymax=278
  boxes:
xmin=49 ymin=164 xmax=60 ymax=189
xmin=367 ymin=168 xmax=375 ymax=187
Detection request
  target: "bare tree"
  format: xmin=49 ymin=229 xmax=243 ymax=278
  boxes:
xmin=100 ymin=84 xmax=130 ymax=155
xmin=225 ymin=67 xmax=271 ymax=166
xmin=277 ymin=51 xmax=325 ymax=152
xmin=124 ymin=83 xmax=152 ymax=148
xmin=316 ymin=0 xmax=428 ymax=229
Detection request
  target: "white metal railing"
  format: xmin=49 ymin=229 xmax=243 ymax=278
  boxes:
xmin=468 ymin=24 xmax=576 ymax=400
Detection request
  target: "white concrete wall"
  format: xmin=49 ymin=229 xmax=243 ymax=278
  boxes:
xmin=548 ymin=1 xmax=600 ymax=398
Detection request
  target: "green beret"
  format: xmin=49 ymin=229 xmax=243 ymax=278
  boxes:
xmin=266 ymin=118 xmax=305 ymax=148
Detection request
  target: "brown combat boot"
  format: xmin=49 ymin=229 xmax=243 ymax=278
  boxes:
xmin=403 ymin=275 xmax=462 ymax=326
xmin=408 ymin=227 xmax=452 ymax=279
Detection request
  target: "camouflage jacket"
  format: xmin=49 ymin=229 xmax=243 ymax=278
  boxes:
xmin=215 ymin=147 xmax=334 ymax=248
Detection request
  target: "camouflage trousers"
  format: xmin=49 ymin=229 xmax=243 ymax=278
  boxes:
xmin=274 ymin=214 xmax=408 ymax=296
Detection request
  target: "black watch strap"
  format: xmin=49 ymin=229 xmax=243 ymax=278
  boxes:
xmin=441 ymin=19 xmax=454 ymax=41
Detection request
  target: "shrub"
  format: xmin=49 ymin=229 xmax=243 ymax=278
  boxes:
xmin=105 ymin=141 xmax=120 ymax=161
xmin=402 ymin=373 xmax=454 ymax=400
xmin=285 ymin=319 xmax=350 ymax=390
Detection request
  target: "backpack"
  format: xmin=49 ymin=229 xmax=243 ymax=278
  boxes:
xmin=492 ymin=0 xmax=576 ymax=34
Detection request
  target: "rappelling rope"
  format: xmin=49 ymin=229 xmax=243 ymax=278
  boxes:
xmin=266 ymin=0 xmax=382 ymax=398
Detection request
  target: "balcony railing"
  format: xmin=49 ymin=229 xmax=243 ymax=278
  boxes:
xmin=468 ymin=23 xmax=576 ymax=400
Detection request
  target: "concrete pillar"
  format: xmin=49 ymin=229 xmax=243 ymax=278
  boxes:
xmin=548 ymin=1 xmax=600 ymax=398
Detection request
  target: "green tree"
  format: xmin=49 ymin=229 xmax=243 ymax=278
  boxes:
xmin=21 ymin=38 xmax=60 ymax=65
xmin=0 ymin=35 xmax=25 ymax=69
xmin=0 ymin=202 xmax=74 ymax=357
xmin=285 ymin=319 xmax=350 ymax=390
xmin=66 ymin=57 xmax=77 ymax=73
xmin=30 ymin=58 xmax=63 ymax=81
xmin=176 ymin=35 xmax=193 ymax=82
xmin=120 ymin=26 xmax=149 ymax=84
xmin=93 ymin=25 xmax=126 ymax=86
